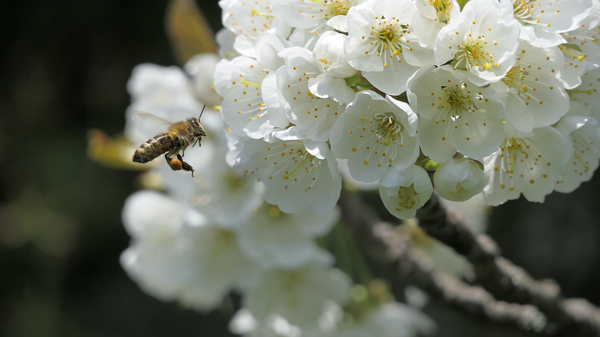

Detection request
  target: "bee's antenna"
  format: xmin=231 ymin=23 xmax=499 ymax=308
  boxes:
xmin=198 ymin=105 xmax=205 ymax=120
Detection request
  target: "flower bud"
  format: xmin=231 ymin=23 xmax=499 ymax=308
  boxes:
xmin=433 ymin=157 xmax=485 ymax=202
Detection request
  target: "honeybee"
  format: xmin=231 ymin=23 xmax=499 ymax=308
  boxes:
xmin=132 ymin=106 xmax=207 ymax=176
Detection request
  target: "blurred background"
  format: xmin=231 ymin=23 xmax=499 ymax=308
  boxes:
xmin=1 ymin=1 xmax=599 ymax=336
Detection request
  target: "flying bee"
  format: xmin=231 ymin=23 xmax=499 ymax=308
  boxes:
xmin=132 ymin=106 xmax=207 ymax=176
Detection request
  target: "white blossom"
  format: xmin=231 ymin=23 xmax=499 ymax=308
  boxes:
xmin=569 ymin=68 xmax=600 ymax=119
xmin=344 ymin=0 xmax=435 ymax=94
xmin=311 ymin=32 xmax=358 ymax=103
xmin=558 ymin=1 xmax=600 ymax=88
xmin=336 ymin=158 xmax=380 ymax=190
xmin=411 ymin=0 xmax=461 ymax=48
xmin=184 ymin=53 xmax=222 ymax=107
xmin=436 ymin=0 xmax=520 ymax=86
xmin=483 ymin=124 xmax=571 ymax=205
xmin=249 ymin=127 xmax=342 ymax=215
xmin=121 ymin=190 xmax=260 ymax=310
xmin=230 ymin=309 xmax=304 ymax=337
xmin=276 ymin=46 xmax=348 ymax=141
xmin=271 ymin=0 xmax=362 ymax=33
xmin=407 ymin=66 xmax=505 ymax=163
xmin=330 ymin=91 xmax=420 ymax=182
xmin=335 ymin=303 xmax=435 ymax=337
xmin=500 ymin=0 xmax=593 ymax=48
xmin=237 ymin=204 xmax=340 ymax=268
xmin=220 ymin=0 xmax=272 ymax=38
xmin=216 ymin=27 xmax=238 ymax=59
xmin=244 ymin=260 xmax=351 ymax=328
xmin=379 ymin=165 xmax=434 ymax=219
xmin=490 ymin=41 xmax=569 ymax=132
xmin=184 ymin=147 xmax=265 ymax=228
xmin=553 ymin=103 xmax=600 ymax=192
xmin=214 ymin=33 xmax=291 ymax=139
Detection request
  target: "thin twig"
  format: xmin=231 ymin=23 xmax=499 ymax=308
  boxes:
xmin=338 ymin=191 xmax=547 ymax=333
xmin=416 ymin=193 xmax=600 ymax=336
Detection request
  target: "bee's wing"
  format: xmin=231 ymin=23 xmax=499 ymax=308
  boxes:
xmin=133 ymin=111 xmax=174 ymax=126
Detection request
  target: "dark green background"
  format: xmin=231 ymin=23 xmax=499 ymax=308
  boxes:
xmin=1 ymin=1 xmax=599 ymax=336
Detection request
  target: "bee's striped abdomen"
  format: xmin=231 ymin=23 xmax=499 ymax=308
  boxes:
xmin=133 ymin=133 xmax=174 ymax=163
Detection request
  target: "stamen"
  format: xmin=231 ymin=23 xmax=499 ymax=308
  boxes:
xmin=561 ymin=47 xmax=586 ymax=62
xmin=251 ymin=9 xmax=274 ymax=18
xmin=569 ymin=89 xmax=594 ymax=95
xmin=574 ymin=152 xmax=591 ymax=172
xmin=283 ymin=155 xmax=310 ymax=180
xmin=240 ymin=78 xmax=262 ymax=87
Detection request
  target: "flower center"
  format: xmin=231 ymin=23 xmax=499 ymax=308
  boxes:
xmin=317 ymin=57 xmax=332 ymax=71
xmin=311 ymin=0 xmax=351 ymax=18
xmin=373 ymin=113 xmax=405 ymax=146
xmin=395 ymin=184 xmax=419 ymax=211
xmin=494 ymin=136 xmax=551 ymax=189
xmin=502 ymin=66 xmax=530 ymax=93
xmin=209 ymin=228 xmax=236 ymax=258
xmin=512 ymin=0 xmax=533 ymax=22
xmin=223 ymin=171 xmax=246 ymax=190
xmin=452 ymin=35 xmax=495 ymax=71
xmin=437 ymin=83 xmax=474 ymax=116
xmin=511 ymin=0 xmax=558 ymax=29
xmin=428 ymin=0 xmax=452 ymax=22
xmin=283 ymin=151 xmax=315 ymax=180
xmin=501 ymin=137 xmax=524 ymax=175
xmin=365 ymin=16 xmax=410 ymax=67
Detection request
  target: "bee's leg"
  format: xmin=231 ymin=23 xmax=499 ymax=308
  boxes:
xmin=165 ymin=154 xmax=183 ymax=171
xmin=177 ymin=154 xmax=195 ymax=177
xmin=181 ymin=143 xmax=190 ymax=157
xmin=192 ymin=138 xmax=200 ymax=148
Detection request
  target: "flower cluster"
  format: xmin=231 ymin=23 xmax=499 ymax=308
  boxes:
xmin=216 ymin=0 xmax=600 ymax=212
xmin=118 ymin=0 xmax=600 ymax=334
xmin=121 ymin=58 xmax=433 ymax=335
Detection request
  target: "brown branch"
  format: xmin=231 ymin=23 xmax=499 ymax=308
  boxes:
xmin=416 ymin=193 xmax=600 ymax=336
xmin=338 ymin=191 xmax=547 ymax=333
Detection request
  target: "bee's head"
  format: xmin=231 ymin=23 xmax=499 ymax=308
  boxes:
xmin=189 ymin=117 xmax=206 ymax=138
